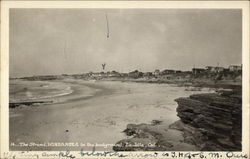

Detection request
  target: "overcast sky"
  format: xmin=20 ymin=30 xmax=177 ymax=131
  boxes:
xmin=10 ymin=9 xmax=242 ymax=77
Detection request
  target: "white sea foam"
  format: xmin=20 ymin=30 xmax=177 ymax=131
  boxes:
xmin=9 ymin=80 xmax=74 ymax=103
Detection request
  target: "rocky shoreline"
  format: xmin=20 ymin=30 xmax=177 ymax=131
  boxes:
xmin=171 ymin=89 xmax=242 ymax=151
xmin=9 ymin=101 xmax=53 ymax=108
xmin=113 ymin=120 xmax=197 ymax=151
xmin=113 ymin=88 xmax=242 ymax=151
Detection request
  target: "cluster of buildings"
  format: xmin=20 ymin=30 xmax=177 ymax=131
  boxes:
xmin=117 ymin=65 xmax=240 ymax=77
xmin=83 ymin=65 xmax=242 ymax=79
xmin=192 ymin=65 xmax=242 ymax=75
xmin=19 ymin=64 xmax=242 ymax=80
xmin=86 ymin=71 xmax=122 ymax=78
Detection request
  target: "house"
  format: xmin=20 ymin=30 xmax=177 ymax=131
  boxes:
xmin=128 ymin=70 xmax=143 ymax=78
xmin=90 ymin=72 xmax=105 ymax=77
xmin=215 ymin=67 xmax=225 ymax=73
xmin=205 ymin=66 xmax=225 ymax=73
xmin=120 ymin=73 xmax=128 ymax=77
xmin=143 ymin=72 xmax=153 ymax=78
xmin=153 ymin=69 xmax=160 ymax=76
xmin=229 ymin=65 xmax=242 ymax=72
xmin=205 ymin=66 xmax=214 ymax=72
xmin=108 ymin=71 xmax=121 ymax=77
xmin=160 ymin=69 xmax=175 ymax=75
xmin=182 ymin=71 xmax=192 ymax=74
xmin=87 ymin=72 xmax=93 ymax=77
xmin=192 ymin=68 xmax=205 ymax=74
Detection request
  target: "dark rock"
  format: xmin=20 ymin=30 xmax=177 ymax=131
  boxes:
xmin=151 ymin=120 xmax=163 ymax=125
xmin=113 ymin=121 xmax=174 ymax=151
xmin=9 ymin=101 xmax=53 ymax=108
xmin=173 ymin=90 xmax=242 ymax=151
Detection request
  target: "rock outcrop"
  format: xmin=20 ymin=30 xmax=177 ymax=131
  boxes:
xmin=113 ymin=89 xmax=242 ymax=151
xmin=171 ymin=90 xmax=242 ymax=151
xmin=9 ymin=101 xmax=53 ymax=108
xmin=113 ymin=120 xmax=197 ymax=151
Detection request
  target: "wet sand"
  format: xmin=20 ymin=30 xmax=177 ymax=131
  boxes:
xmin=9 ymin=79 xmax=213 ymax=151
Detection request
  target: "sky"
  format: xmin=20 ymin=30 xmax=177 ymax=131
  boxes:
xmin=10 ymin=9 xmax=242 ymax=77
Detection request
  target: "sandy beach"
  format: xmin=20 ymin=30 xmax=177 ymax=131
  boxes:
xmin=9 ymin=79 xmax=214 ymax=151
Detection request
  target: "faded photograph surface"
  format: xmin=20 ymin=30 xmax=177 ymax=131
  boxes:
xmin=9 ymin=9 xmax=242 ymax=151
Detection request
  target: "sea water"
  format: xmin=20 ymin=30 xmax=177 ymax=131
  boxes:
xmin=9 ymin=79 xmax=73 ymax=103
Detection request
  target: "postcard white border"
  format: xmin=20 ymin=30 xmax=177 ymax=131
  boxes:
xmin=1 ymin=1 xmax=249 ymax=159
